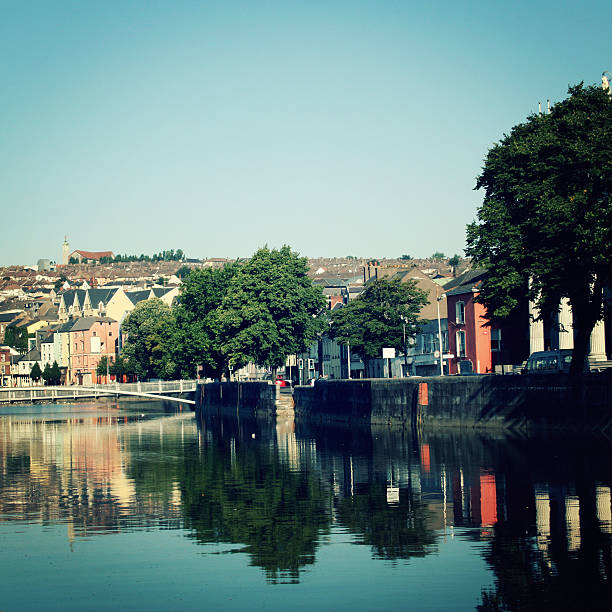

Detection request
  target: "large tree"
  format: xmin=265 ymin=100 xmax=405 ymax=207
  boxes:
xmin=121 ymin=299 xmax=177 ymax=380
xmin=217 ymin=246 xmax=325 ymax=372
xmin=466 ymin=83 xmax=611 ymax=373
xmin=172 ymin=264 xmax=239 ymax=379
xmin=330 ymin=278 xmax=428 ymax=368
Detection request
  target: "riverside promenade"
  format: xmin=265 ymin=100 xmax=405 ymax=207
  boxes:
xmin=197 ymin=375 xmax=612 ymax=432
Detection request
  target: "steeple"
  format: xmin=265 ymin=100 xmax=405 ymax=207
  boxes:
xmin=62 ymin=236 xmax=70 ymax=266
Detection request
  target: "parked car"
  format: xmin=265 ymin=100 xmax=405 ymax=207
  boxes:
xmin=523 ymin=349 xmax=585 ymax=374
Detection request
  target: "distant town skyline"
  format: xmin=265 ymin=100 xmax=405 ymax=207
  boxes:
xmin=1 ymin=1 xmax=609 ymax=266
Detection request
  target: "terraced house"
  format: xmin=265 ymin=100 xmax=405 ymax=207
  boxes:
xmin=68 ymin=317 xmax=118 ymax=385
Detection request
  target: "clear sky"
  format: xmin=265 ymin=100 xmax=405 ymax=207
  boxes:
xmin=1 ymin=1 xmax=608 ymax=266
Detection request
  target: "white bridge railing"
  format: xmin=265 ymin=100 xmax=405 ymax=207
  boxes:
xmin=0 ymin=380 xmax=197 ymax=404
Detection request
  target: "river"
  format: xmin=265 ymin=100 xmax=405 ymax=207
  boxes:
xmin=0 ymin=399 xmax=610 ymax=610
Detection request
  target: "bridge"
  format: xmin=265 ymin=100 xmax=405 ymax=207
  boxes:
xmin=0 ymin=380 xmax=197 ymax=405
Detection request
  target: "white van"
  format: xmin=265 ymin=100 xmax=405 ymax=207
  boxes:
xmin=524 ymin=349 xmax=576 ymax=374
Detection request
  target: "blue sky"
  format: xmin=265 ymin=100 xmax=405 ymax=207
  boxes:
xmin=1 ymin=1 xmax=608 ymax=265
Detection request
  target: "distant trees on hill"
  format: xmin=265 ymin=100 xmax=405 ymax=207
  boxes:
xmin=113 ymin=249 xmax=185 ymax=263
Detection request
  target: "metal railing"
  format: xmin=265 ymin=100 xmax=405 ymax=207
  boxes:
xmin=0 ymin=380 xmax=197 ymax=404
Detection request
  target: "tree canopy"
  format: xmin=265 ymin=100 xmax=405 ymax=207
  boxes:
xmin=217 ymin=246 xmax=325 ymax=371
xmin=42 ymin=361 xmax=62 ymax=385
xmin=466 ymin=83 xmax=611 ymax=372
xmin=172 ymin=264 xmax=239 ymax=379
xmin=330 ymin=278 xmax=428 ymax=363
xmin=30 ymin=362 xmax=42 ymax=382
xmin=121 ymin=299 xmax=176 ymax=380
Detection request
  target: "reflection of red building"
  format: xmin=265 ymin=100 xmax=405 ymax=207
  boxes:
xmin=479 ymin=471 xmax=498 ymax=527
xmin=420 ymin=443 xmax=431 ymax=473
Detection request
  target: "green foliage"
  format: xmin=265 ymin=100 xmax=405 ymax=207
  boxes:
xmin=96 ymin=355 xmax=110 ymax=377
xmin=466 ymin=83 xmax=612 ymax=372
xmin=30 ymin=362 xmax=42 ymax=382
xmin=41 ymin=361 xmax=62 ymax=385
xmin=448 ymin=254 xmax=461 ymax=268
xmin=121 ymin=299 xmax=177 ymax=380
xmin=217 ymin=246 xmax=325 ymax=371
xmin=114 ymin=249 xmax=185 ymax=263
xmin=431 ymin=252 xmax=446 ymax=260
xmin=330 ymin=278 xmax=428 ymax=362
xmin=176 ymin=265 xmax=191 ymax=279
xmin=400 ymin=254 xmax=412 ymax=261
xmin=109 ymin=355 xmax=135 ymax=379
xmin=50 ymin=361 xmax=61 ymax=385
xmin=172 ymin=264 xmax=239 ymax=379
xmin=4 ymin=325 xmax=29 ymax=352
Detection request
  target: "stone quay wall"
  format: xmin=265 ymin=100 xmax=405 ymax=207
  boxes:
xmin=196 ymin=381 xmax=278 ymax=418
xmin=293 ymin=374 xmax=612 ymax=431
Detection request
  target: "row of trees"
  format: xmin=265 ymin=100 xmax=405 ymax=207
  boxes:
xmin=29 ymin=361 xmax=62 ymax=385
xmin=119 ymin=247 xmax=327 ymax=380
xmin=119 ymin=246 xmax=432 ymax=380
xmin=67 ymin=250 xmax=186 ymax=265
xmin=112 ymin=249 xmax=185 ymax=263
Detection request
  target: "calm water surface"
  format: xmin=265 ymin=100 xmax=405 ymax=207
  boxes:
xmin=0 ymin=399 xmax=611 ymax=611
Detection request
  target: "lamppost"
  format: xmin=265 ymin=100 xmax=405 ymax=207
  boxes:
xmin=437 ymin=293 xmax=447 ymax=376
xmin=400 ymin=315 xmax=408 ymax=377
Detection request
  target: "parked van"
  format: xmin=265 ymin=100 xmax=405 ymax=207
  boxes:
xmin=524 ymin=349 xmax=576 ymax=374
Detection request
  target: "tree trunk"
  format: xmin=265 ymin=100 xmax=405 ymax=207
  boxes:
xmin=569 ymin=281 xmax=604 ymax=376
xmin=570 ymin=324 xmax=590 ymax=376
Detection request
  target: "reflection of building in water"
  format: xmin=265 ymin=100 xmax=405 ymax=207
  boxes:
xmin=535 ymin=486 xmax=552 ymax=563
xmin=0 ymin=414 xmax=194 ymax=538
xmin=596 ymin=486 xmax=611 ymax=534
xmin=565 ymin=495 xmax=581 ymax=553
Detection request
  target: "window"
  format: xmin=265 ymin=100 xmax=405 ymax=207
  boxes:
xmin=455 ymin=301 xmax=465 ymax=324
xmin=442 ymin=331 xmax=449 ymax=353
xmin=456 ymin=330 xmax=466 ymax=357
xmin=491 ymin=329 xmax=501 ymax=352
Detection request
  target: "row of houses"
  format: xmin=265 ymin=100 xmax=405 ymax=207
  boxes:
xmin=288 ymin=265 xmax=611 ymax=383
xmin=0 ymin=285 xmax=179 ymax=386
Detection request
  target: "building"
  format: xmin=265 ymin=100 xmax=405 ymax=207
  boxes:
xmin=0 ymin=346 xmax=11 ymax=386
xmin=67 ymin=317 xmax=118 ymax=385
xmin=68 ymin=250 xmax=115 ymax=264
xmin=445 ymin=270 xmax=528 ymax=375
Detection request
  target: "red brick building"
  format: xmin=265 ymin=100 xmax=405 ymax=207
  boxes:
xmin=445 ymin=270 xmax=528 ymax=374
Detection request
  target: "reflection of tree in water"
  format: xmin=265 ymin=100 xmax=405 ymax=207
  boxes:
xmin=476 ymin=434 xmax=612 ymax=611
xmin=335 ymin=482 xmax=437 ymax=561
xmin=177 ymin=433 xmax=331 ymax=583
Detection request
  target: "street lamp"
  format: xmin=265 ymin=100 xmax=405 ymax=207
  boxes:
xmin=437 ymin=293 xmax=447 ymax=376
xmin=400 ymin=315 xmax=408 ymax=377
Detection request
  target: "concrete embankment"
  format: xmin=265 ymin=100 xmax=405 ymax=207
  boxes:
xmin=195 ymin=381 xmax=278 ymax=418
xmin=196 ymin=375 xmax=612 ymax=431
xmin=293 ymin=374 xmax=612 ymax=431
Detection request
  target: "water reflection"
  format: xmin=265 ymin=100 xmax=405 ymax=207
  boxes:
xmin=0 ymin=403 xmax=611 ymax=605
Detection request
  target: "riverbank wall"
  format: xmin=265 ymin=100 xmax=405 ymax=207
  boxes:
xmin=293 ymin=374 xmax=612 ymax=431
xmin=195 ymin=375 xmax=612 ymax=431
xmin=196 ymin=381 xmax=278 ymax=418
